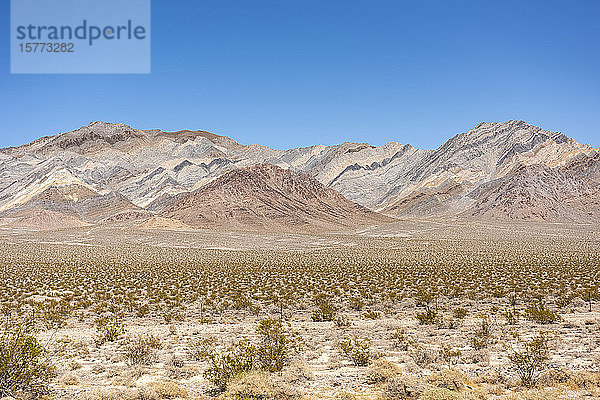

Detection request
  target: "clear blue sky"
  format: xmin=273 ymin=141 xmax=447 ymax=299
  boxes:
xmin=1 ymin=0 xmax=599 ymax=150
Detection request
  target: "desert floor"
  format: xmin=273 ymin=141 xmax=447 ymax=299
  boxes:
xmin=1 ymin=219 xmax=599 ymax=400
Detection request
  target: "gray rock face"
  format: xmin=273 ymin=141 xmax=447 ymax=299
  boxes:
xmin=0 ymin=120 xmax=597 ymax=224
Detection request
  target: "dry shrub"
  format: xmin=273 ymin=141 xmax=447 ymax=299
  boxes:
xmin=334 ymin=392 xmax=357 ymax=400
xmin=410 ymin=345 xmax=440 ymax=368
xmin=281 ymin=359 xmax=313 ymax=383
xmin=167 ymin=365 xmax=200 ymax=380
xmin=149 ymin=380 xmax=188 ymax=399
xmin=124 ymin=334 xmax=162 ymax=366
xmin=427 ymin=368 xmax=468 ymax=391
xmin=366 ymin=359 xmax=401 ymax=384
xmin=472 ymin=371 xmax=505 ymax=385
xmin=82 ymin=388 xmax=144 ymax=400
xmin=383 ymin=375 xmax=429 ymax=399
xmin=61 ymin=373 xmax=79 ymax=386
xmin=516 ymin=388 xmax=563 ymax=400
xmin=565 ymin=370 xmax=600 ymax=390
xmin=222 ymin=370 xmax=297 ymax=400
xmin=461 ymin=389 xmax=489 ymax=400
xmin=419 ymin=388 xmax=462 ymax=400
xmin=537 ymin=368 xmax=570 ymax=387
xmin=223 ymin=371 xmax=274 ymax=399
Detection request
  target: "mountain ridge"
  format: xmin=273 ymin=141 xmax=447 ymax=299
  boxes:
xmin=0 ymin=120 xmax=598 ymax=229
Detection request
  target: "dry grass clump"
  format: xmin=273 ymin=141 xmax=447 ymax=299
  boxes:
xmin=419 ymin=388 xmax=462 ymax=400
xmin=383 ymin=375 xmax=429 ymax=399
xmin=427 ymin=369 xmax=468 ymax=391
xmin=221 ymin=370 xmax=297 ymax=400
xmin=124 ymin=334 xmax=162 ymax=366
xmin=366 ymin=359 xmax=401 ymax=384
xmin=334 ymin=392 xmax=357 ymax=400
xmin=148 ymin=379 xmax=188 ymax=399
xmin=281 ymin=359 xmax=313 ymax=384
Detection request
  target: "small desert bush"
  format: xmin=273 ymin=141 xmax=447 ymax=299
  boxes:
xmin=256 ymin=318 xmax=301 ymax=372
xmin=366 ymin=359 xmax=401 ymax=383
xmin=95 ymin=315 xmax=126 ymax=345
xmin=410 ymin=345 xmax=440 ymax=368
xmin=364 ymin=310 xmax=381 ymax=320
xmin=416 ymin=306 xmax=440 ymax=325
xmin=383 ymin=375 xmax=427 ymax=399
xmin=391 ymin=328 xmax=413 ymax=351
xmin=0 ymin=319 xmax=55 ymax=398
xmin=452 ymin=307 xmax=468 ymax=320
xmin=188 ymin=337 xmax=216 ymax=361
xmin=124 ymin=334 xmax=162 ymax=366
xmin=427 ymin=368 xmax=467 ymax=391
xmin=440 ymin=346 xmax=462 ymax=366
xmin=204 ymin=339 xmax=257 ymax=391
xmin=508 ymin=332 xmax=551 ymax=387
xmin=525 ymin=299 xmax=560 ymax=324
xmin=203 ymin=319 xmax=300 ymax=391
xmin=334 ymin=314 xmax=351 ymax=328
xmin=311 ymin=300 xmax=337 ymax=322
xmin=471 ymin=315 xmax=493 ymax=350
xmin=338 ymin=336 xmax=371 ymax=366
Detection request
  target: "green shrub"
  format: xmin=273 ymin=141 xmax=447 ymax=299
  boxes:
xmin=416 ymin=306 xmax=440 ymax=325
xmin=338 ymin=336 xmax=371 ymax=366
xmin=256 ymin=318 xmax=300 ymax=373
xmin=349 ymin=297 xmax=365 ymax=311
xmin=334 ymin=314 xmax=351 ymax=328
xmin=204 ymin=339 xmax=257 ymax=391
xmin=94 ymin=315 xmax=126 ymax=345
xmin=364 ymin=310 xmax=381 ymax=320
xmin=203 ymin=319 xmax=299 ymax=391
xmin=452 ymin=307 xmax=468 ymax=320
xmin=188 ymin=337 xmax=216 ymax=361
xmin=441 ymin=345 xmax=462 ymax=366
xmin=508 ymin=332 xmax=551 ymax=387
xmin=0 ymin=320 xmax=55 ymax=398
xmin=390 ymin=328 xmax=414 ymax=351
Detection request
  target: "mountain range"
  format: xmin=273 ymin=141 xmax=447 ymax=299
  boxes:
xmin=0 ymin=120 xmax=598 ymax=231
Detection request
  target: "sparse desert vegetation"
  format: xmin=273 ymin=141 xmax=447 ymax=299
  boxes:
xmin=0 ymin=221 xmax=599 ymax=399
